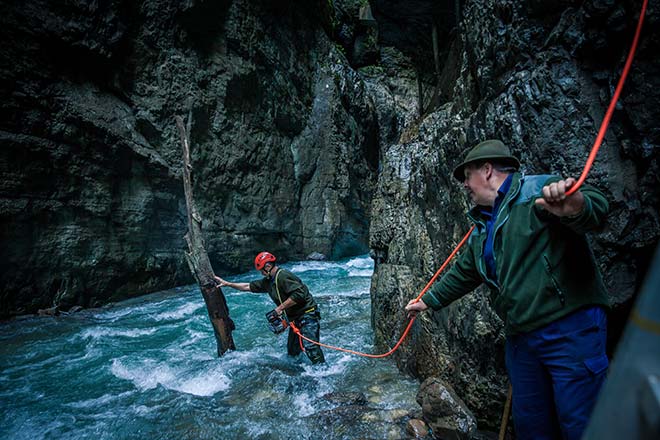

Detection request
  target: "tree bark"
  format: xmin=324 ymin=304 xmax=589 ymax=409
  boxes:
xmin=175 ymin=115 xmax=236 ymax=356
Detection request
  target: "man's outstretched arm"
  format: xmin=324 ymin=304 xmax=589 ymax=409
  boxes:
xmin=214 ymin=275 xmax=252 ymax=292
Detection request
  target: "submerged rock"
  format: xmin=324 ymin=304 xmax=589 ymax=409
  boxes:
xmin=322 ymin=391 xmax=368 ymax=406
xmin=308 ymin=404 xmax=413 ymax=440
xmin=68 ymin=305 xmax=84 ymax=314
xmin=407 ymin=418 xmax=430 ymax=439
xmin=37 ymin=306 xmax=59 ymax=317
xmin=306 ymin=252 xmax=328 ymax=261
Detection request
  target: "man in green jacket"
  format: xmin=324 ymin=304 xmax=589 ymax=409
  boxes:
xmin=215 ymin=251 xmax=325 ymax=365
xmin=405 ymin=140 xmax=609 ymax=440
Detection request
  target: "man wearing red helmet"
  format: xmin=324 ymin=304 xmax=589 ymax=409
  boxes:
xmin=214 ymin=252 xmax=325 ymax=364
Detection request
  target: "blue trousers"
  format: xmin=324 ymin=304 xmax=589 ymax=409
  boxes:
xmin=505 ymin=306 xmax=608 ymax=440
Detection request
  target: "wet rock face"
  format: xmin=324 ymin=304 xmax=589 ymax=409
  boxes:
xmin=322 ymin=391 xmax=368 ymax=406
xmin=1 ymin=0 xmax=658 ymax=431
xmin=0 ymin=0 xmax=379 ymax=315
xmin=416 ymin=377 xmax=477 ymax=440
xmin=369 ymin=0 xmax=659 ymax=430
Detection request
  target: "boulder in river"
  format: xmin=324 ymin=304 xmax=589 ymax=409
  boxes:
xmin=416 ymin=377 xmax=477 ymax=440
xmin=306 ymin=252 xmax=328 ymax=261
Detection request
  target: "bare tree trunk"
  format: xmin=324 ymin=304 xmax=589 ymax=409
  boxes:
xmin=175 ymin=115 xmax=236 ymax=356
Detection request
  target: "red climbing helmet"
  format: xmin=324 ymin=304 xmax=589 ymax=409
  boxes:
xmin=254 ymin=251 xmax=276 ymax=270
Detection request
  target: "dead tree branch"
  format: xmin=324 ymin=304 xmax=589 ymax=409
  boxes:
xmin=175 ymin=115 xmax=235 ymax=356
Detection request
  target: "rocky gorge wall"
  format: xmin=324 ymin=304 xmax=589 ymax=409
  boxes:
xmin=368 ymin=0 xmax=660 ymax=429
xmin=1 ymin=0 xmax=659 ymax=433
xmin=0 ymin=0 xmax=379 ymax=315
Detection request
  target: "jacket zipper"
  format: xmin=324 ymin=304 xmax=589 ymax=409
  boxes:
xmin=543 ymin=255 xmax=566 ymax=306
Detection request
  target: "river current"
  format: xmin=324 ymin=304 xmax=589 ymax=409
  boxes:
xmin=0 ymin=255 xmax=419 ymax=439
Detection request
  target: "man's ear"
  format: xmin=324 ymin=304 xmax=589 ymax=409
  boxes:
xmin=483 ymin=162 xmax=494 ymax=180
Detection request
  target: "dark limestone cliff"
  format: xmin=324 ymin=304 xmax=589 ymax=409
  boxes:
xmin=367 ymin=0 xmax=660 ymax=430
xmin=1 ymin=0 xmax=378 ymax=315
xmin=1 ymin=0 xmax=659 ymax=432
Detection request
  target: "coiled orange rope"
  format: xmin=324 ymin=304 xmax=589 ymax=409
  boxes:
xmin=290 ymin=0 xmax=648 ymax=358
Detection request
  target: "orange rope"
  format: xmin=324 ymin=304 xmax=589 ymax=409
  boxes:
xmin=290 ymin=0 xmax=648 ymax=358
xmin=290 ymin=226 xmax=475 ymax=358
xmin=566 ymin=0 xmax=648 ymax=196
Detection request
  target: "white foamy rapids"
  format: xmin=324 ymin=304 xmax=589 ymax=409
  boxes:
xmin=134 ymin=404 xmax=158 ymax=416
xmin=79 ymin=327 xmax=157 ymax=340
xmin=301 ymin=354 xmax=352 ymax=378
xmin=288 ymin=255 xmax=373 ymax=275
xmin=292 ymin=392 xmax=317 ymax=417
xmin=92 ymin=299 xmax=171 ymax=321
xmin=217 ymin=349 xmax=285 ymax=372
xmin=110 ymin=358 xmax=230 ymax=396
xmin=326 ymin=286 xmax=370 ymax=299
xmin=92 ymin=307 xmax=133 ymax=321
xmin=345 ymin=256 xmax=374 ymax=269
xmin=347 ymin=268 xmax=374 ymax=277
xmin=152 ymin=302 xmax=203 ymax=321
xmin=179 ymin=329 xmax=209 ymax=348
xmin=287 ymin=261 xmax=344 ymax=273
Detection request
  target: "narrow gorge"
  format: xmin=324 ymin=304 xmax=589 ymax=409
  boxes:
xmin=1 ymin=0 xmax=658 ymax=434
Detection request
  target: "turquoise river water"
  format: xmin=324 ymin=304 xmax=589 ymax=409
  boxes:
xmin=0 ymin=256 xmax=419 ymax=439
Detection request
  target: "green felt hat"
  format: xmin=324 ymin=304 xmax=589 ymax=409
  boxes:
xmin=452 ymin=139 xmax=520 ymax=181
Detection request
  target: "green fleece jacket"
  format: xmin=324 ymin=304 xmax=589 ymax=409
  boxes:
xmin=421 ymin=173 xmax=610 ymax=335
xmin=250 ymin=268 xmax=317 ymax=320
